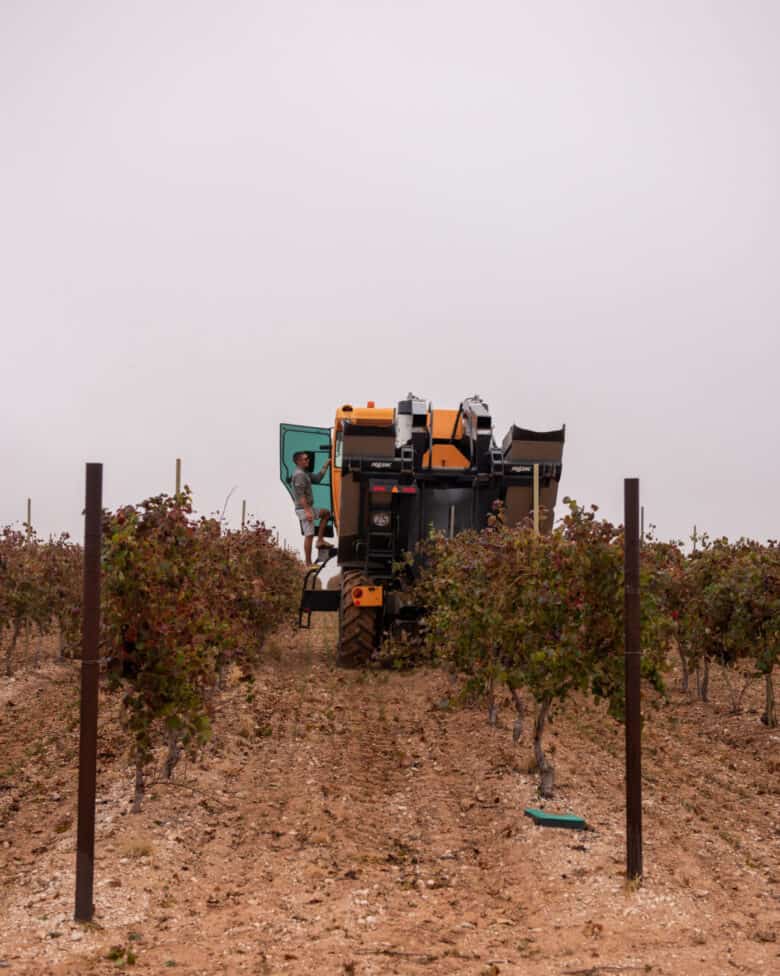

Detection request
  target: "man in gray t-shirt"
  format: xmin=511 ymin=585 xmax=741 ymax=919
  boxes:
xmin=292 ymin=451 xmax=334 ymax=565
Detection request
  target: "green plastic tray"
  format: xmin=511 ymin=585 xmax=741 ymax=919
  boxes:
xmin=524 ymin=807 xmax=586 ymax=830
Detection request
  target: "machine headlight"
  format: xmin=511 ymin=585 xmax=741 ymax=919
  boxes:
xmin=370 ymin=511 xmax=392 ymax=529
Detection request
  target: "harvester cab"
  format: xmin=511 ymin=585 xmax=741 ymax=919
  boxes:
xmin=279 ymin=396 xmax=564 ymax=667
xmin=279 ymin=423 xmax=335 ymax=540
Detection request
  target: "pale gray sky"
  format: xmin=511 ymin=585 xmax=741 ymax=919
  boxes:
xmin=2 ymin=1 xmax=778 ymax=548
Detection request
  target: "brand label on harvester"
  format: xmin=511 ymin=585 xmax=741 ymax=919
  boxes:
xmin=370 ymin=461 xmax=393 ymax=468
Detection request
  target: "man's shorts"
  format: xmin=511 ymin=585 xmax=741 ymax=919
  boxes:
xmin=295 ymin=509 xmax=315 ymax=537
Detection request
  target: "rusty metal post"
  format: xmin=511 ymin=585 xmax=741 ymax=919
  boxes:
xmin=624 ymin=478 xmax=643 ymax=881
xmin=532 ymin=463 xmax=540 ymax=535
xmin=175 ymin=458 xmax=182 ymax=496
xmin=75 ymin=463 xmax=102 ymax=921
xmin=241 ymin=499 xmax=246 ymax=529
xmin=26 ymin=498 xmax=32 ymax=538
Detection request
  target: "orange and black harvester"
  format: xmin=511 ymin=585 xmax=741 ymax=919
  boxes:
xmin=280 ymin=395 xmax=564 ymax=666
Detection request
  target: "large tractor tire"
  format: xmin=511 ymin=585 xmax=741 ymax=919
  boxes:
xmin=336 ymin=570 xmax=378 ymax=668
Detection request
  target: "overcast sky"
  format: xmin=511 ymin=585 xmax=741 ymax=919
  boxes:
xmin=2 ymin=0 xmax=778 ymax=550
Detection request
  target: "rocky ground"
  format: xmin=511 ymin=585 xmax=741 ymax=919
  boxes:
xmin=0 ymin=621 xmax=778 ymax=975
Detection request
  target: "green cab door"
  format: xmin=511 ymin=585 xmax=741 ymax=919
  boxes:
xmin=279 ymin=423 xmax=333 ymax=520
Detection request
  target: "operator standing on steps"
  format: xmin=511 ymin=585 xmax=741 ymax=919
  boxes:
xmin=291 ymin=451 xmax=335 ymax=566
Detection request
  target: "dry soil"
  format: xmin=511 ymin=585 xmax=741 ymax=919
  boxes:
xmin=1 ymin=621 xmax=778 ymax=975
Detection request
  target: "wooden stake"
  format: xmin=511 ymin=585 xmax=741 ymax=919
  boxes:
xmin=175 ymin=458 xmax=181 ymax=496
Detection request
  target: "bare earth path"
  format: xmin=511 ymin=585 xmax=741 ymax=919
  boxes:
xmin=1 ymin=621 xmax=778 ymax=975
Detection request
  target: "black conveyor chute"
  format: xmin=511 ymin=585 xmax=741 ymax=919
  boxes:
xmin=501 ymin=424 xmax=565 ymax=533
xmin=502 ymin=425 xmax=565 ymax=462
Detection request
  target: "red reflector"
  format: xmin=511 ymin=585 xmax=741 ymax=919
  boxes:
xmin=401 ymin=486 xmax=417 ymax=494
xmin=353 ymin=587 xmax=363 ymax=599
xmin=370 ymin=485 xmax=388 ymax=493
